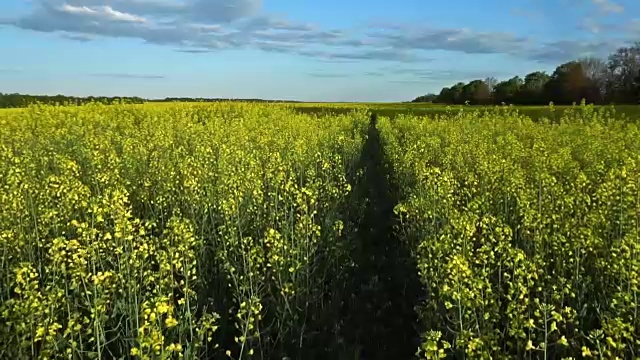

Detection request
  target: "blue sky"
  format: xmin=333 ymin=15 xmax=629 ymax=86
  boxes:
xmin=0 ymin=0 xmax=639 ymax=102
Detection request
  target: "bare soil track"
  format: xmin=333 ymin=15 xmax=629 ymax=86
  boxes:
xmin=337 ymin=113 xmax=424 ymax=360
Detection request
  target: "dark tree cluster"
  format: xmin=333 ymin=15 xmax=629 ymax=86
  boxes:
xmin=156 ymin=97 xmax=299 ymax=103
xmin=412 ymin=42 xmax=640 ymax=105
xmin=411 ymin=94 xmax=438 ymax=103
xmin=0 ymin=93 xmax=147 ymax=108
xmin=0 ymin=94 xmax=302 ymax=109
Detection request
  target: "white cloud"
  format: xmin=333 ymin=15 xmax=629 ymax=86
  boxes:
xmin=60 ymin=4 xmax=96 ymax=16
xmin=189 ymin=0 xmax=262 ymax=23
xmin=187 ymin=23 xmax=225 ymax=33
xmin=1 ymin=0 xmax=637 ymax=64
xmin=47 ymin=0 xmax=261 ymax=24
xmin=591 ymin=0 xmax=624 ymax=13
xmin=529 ymin=39 xmax=625 ymax=62
xmin=100 ymin=6 xmax=147 ymax=23
xmin=60 ymin=3 xmax=147 ymax=23
xmin=368 ymin=27 xmax=530 ymax=56
xmin=60 ymin=32 xmax=95 ymax=41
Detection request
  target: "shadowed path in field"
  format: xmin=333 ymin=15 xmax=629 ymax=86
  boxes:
xmin=338 ymin=113 xmax=424 ymax=360
xmin=210 ymin=113 xmax=425 ymax=360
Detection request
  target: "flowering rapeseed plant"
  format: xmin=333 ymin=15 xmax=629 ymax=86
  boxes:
xmin=381 ymin=104 xmax=640 ymax=359
xmin=0 ymin=102 xmax=368 ymax=359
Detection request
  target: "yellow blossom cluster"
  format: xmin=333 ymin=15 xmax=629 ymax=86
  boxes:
xmin=0 ymin=102 xmax=367 ymax=359
xmin=381 ymin=104 xmax=640 ymax=359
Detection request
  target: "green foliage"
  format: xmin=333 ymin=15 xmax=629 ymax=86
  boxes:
xmin=543 ymin=61 xmax=599 ymax=105
xmin=380 ymin=104 xmax=640 ymax=359
xmin=0 ymin=94 xmax=301 ymax=109
xmin=493 ymin=76 xmax=524 ymax=104
xmin=2 ymin=101 xmax=639 ymax=359
xmin=521 ymin=71 xmax=551 ymax=105
xmin=0 ymin=93 xmax=147 ymax=108
xmin=419 ymin=42 xmax=640 ymax=106
xmin=0 ymin=102 xmax=368 ymax=359
xmin=461 ymin=80 xmax=491 ymax=105
xmin=412 ymin=94 xmax=438 ymax=103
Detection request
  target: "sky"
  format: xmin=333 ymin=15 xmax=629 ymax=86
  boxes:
xmin=0 ymin=0 xmax=639 ymax=102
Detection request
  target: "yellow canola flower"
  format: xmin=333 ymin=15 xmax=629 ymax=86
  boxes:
xmin=165 ymin=317 xmax=178 ymax=328
xmin=558 ymin=336 xmax=569 ymax=347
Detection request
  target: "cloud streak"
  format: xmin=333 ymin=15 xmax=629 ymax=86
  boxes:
xmin=591 ymin=0 xmax=624 ymax=14
xmin=307 ymin=72 xmax=349 ymax=78
xmin=375 ymin=66 xmax=515 ymax=82
xmin=0 ymin=67 xmax=24 ymax=73
xmin=296 ymin=48 xmax=433 ymax=63
xmin=60 ymin=32 xmax=95 ymax=41
xmin=366 ymin=23 xmax=629 ymax=62
xmin=388 ymin=79 xmax=428 ymax=84
xmin=175 ymin=48 xmax=214 ymax=54
xmin=90 ymin=73 xmax=165 ymax=79
xmin=368 ymin=27 xmax=530 ymax=56
xmin=528 ymin=39 xmax=623 ymax=62
xmin=1 ymin=0 xmax=637 ymax=65
xmin=60 ymin=4 xmax=147 ymax=23
xmin=61 ymin=0 xmax=262 ymax=23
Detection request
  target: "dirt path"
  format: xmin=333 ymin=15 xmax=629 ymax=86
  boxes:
xmin=339 ymin=113 xmax=424 ymax=360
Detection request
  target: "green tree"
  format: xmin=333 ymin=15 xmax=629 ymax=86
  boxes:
xmin=634 ymin=69 xmax=640 ymax=102
xmin=412 ymin=93 xmax=437 ymax=103
xmin=484 ymin=77 xmax=498 ymax=94
xmin=449 ymin=82 xmax=465 ymax=104
xmin=607 ymin=42 xmax=640 ymax=102
xmin=519 ymin=71 xmax=550 ymax=104
xmin=434 ymin=87 xmax=453 ymax=103
xmin=461 ymin=79 xmax=491 ymax=104
xmin=579 ymin=56 xmax=609 ymax=103
xmin=492 ymin=76 xmax=523 ymax=104
xmin=544 ymin=61 xmax=593 ymax=104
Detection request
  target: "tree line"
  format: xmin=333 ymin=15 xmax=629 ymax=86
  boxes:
xmin=412 ymin=42 xmax=640 ymax=105
xmin=0 ymin=94 xmax=147 ymax=108
xmin=0 ymin=94 xmax=300 ymax=108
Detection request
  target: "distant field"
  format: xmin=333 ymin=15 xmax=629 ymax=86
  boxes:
xmin=3 ymin=101 xmax=639 ymax=122
xmin=292 ymin=102 xmax=640 ymax=121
